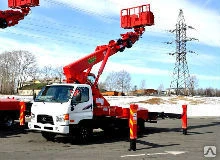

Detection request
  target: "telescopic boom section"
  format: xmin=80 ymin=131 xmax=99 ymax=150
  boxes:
xmin=63 ymin=4 xmax=154 ymax=106
xmin=63 ymin=27 xmax=147 ymax=84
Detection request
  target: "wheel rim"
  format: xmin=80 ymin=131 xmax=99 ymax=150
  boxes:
xmin=80 ymin=128 xmax=88 ymax=140
xmin=4 ymin=117 xmax=13 ymax=127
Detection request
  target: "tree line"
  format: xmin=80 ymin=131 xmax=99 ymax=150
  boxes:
xmin=0 ymin=50 xmax=37 ymax=94
xmin=0 ymin=50 xmax=62 ymax=94
xmin=0 ymin=50 xmax=131 ymax=95
xmin=0 ymin=50 xmax=220 ymax=97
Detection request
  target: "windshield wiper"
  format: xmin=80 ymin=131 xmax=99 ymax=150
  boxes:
xmin=35 ymin=98 xmax=45 ymax=104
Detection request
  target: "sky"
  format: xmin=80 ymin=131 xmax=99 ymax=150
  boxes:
xmin=0 ymin=0 xmax=220 ymax=90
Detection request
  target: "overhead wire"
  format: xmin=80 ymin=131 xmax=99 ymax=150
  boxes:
xmin=25 ymin=16 xmax=117 ymax=37
xmin=23 ymin=21 xmax=114 ymax=42
xmin=0 ymin=1 xmax=174 ymax=56
xmin=21 ymin=17 xmax=172 ymax=48
xmin=2 ymin=0 xmax=172 ymax=48
xmin=0 ymin=27 xmax=96 ymax=47
xmin=1 ymin=33 xmax=172 ymax=58
xmin=44 ymin=0 xmax=118 ymax=23
xmin=2 ymin=16 xmax=171 ymax=52
xmin=0 ymin=27 xmax=172 ymax=56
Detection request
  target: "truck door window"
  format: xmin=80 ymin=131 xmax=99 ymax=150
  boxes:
xmin=72 ymin=87 xmax=89 ymax=103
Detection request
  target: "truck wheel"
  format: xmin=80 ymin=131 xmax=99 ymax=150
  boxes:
xmin=41 ymin=131 xmax=56 ymax=141
xmin=77 ymin=126 xmax=92 ymax=144
xmin=3 ymin=115 xmax=14 ymax=127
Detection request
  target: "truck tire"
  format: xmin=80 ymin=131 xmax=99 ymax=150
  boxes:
xmin=77 ymin=126 xmax=92 ymax=144
xmin=41 ymin=131 xmax=56 ymax=141
xmin=3 ymin=115 xmax=14 ymax=128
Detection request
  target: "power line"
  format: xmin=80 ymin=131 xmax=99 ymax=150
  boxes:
xmin=44 ymin=0 xmax=118 ymax=23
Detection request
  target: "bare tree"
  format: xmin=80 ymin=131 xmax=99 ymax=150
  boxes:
xmin=188 ymin=75 xmax=199 ymax=96
xmin=158 ymin=84 xmax=164 ymax=95
xmin=116 ymin=70 xmax=131 ymax=94
xmin=40 ymin=65 xmax=53 ymax=84
xmin=196 ymin=88 xmax=203 ymax=96
xmin=98 ymin=81 xmax=106 ymax=92
xmin=0 ymin=52 xmax=12 ymax=94
xmin=0 ymin=50 xmax=37 ymax=94
xmin=14 ymin=50 xmax=38 ymax=89
xmin=139 ymin=79 xmax=146 ymax=95
xmin=39 ymin=65 xmax=65 ymax=84
xmin=53 ymin=66 xmax=64 ymax=83
xmin=104 ymin=70 xmax=131 ymax=94
xmin=216 ymin=89 xmax=220 ymax=97
xmin=104 ymin=71 xmax=117 ymax=91
xmin=206 ymin=88 xmax=216 ymax=97
xmin=140 ymin=80 xmax=146 ymax=90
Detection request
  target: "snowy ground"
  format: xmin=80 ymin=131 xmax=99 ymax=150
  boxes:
xmin=1 ymin=95 xmax=220 ymax=117
xmin=106 ymin=96 xmax=220 ymax=117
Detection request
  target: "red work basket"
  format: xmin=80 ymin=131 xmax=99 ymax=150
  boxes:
xmin=8 ymin=0 xmax=39 ymax=8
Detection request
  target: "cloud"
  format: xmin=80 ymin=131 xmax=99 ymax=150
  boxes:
xmin=195 ymin=74 xmax=220 ymax=81
xmin=0 ymin=36 xmax=85 ymax=67
xmin=91 ymin=61 xmax=169 ymax=77
xmin=189 ymin=53 xmax=219 ymax=66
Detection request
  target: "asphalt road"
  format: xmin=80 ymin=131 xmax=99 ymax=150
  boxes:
xmin=0 ymin=117 xmax=219 ymax=160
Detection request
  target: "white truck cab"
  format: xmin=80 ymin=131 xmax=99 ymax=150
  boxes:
xmin=28 ymin=83 xmax=93 ymax=141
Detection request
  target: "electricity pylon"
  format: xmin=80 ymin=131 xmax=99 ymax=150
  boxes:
xmin=168 ymin=9 xmax=198 ymax=95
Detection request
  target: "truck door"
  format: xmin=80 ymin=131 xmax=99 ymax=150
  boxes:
xmin=70 ymin=86 xmax=93 ymax=123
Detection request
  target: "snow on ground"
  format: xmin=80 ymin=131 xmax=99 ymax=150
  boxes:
xmin=1 ymin=95 xmax=220 ymax=117
xmin=105 ymin=96 xmax=220 ymax=117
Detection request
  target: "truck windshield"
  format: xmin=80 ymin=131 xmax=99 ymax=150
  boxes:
xmin=35 ymin=85 xmax=74 ymax=103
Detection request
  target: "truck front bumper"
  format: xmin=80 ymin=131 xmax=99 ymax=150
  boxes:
xmin=28 ymin=122 xmax=69 ymax=134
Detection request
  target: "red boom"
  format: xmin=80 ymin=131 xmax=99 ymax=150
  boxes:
xmin=63 ymin=4 xmax=154 ymax=107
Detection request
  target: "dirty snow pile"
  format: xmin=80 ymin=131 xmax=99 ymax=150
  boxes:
xmin=105 ymin=96 xmax=220 ymax=117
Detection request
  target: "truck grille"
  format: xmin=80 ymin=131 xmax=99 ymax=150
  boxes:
xmin=37 ymin=115 xmax=54 ymax=125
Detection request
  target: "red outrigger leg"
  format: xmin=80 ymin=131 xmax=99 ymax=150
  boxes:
xmin=181 ymin=104 xmax=188 ymax=135
xmin=129 ymin=104 xmax=138 ymax=151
